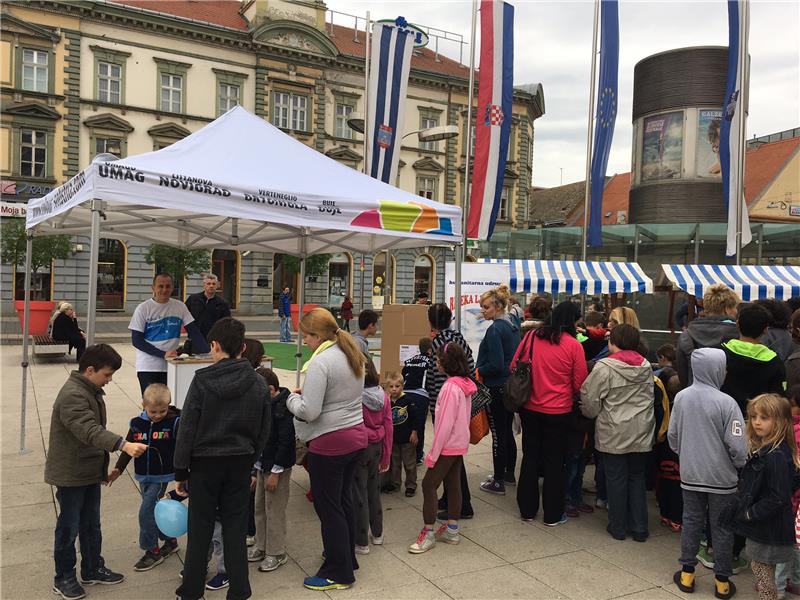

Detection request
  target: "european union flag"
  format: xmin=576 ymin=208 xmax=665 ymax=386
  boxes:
xmin=588 ymin=0 xmax=619 ymax=247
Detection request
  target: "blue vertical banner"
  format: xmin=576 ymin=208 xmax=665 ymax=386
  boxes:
xmin=721 ymin=0 xmax=752 ymax=256
xmin=588 ymin=0 xmax=619 ymax=248
xmin=367 ymin=20 xmax=414 ymax=184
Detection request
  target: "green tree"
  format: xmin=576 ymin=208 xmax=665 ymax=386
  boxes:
xmin=1 ymin=219 xmax=71 ymax=300
xmin=283 ymin=254 xmax=331 ymax=277
xmin=144 ymin=244 xmax=211 ymax=297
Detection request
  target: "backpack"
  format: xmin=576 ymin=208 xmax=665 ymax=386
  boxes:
xmin=504 ymin=331 xmax=534 ymax=412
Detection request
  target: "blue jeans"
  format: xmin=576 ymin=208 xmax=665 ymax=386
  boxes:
xmin=776 ymin=547 xmax=800 ymax=592
xmin=139 ymin=482 xmax=170 ymax=551
xmin=279 ymin=316 xmax=292 ymax=342
xmin=565 ymin=451 xmax=587 ymax=508
xmin=54 ymin=484 xmax=103 ymax=581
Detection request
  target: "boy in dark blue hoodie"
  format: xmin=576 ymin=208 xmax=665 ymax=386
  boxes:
xmin=109 ymin=383 xmax=181 ymax=571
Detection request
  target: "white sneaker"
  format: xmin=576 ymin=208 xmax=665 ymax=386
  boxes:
xmin=247 ymin=548 xmax=266 ymax=563
xmin=246 ymin=535 xmax=255 ymax=547
xmin=435 ymin=523 xmax=460 ymax=545
xmin=595 ymin=498 xmax=608 ymax=510
xmin=408 ymin=528 xmax=436 ymax=554
xmin=354 ymin=544 xmax=370 ymax=555
xmin=370 ymin=534 xmax=384 ymax=545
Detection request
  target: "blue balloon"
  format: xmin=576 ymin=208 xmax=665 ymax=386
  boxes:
xmin=155 ymin=499 xmax=188 ymax=538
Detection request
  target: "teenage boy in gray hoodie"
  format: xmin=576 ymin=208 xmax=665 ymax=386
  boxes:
xmin=668 ymin=348 xmax=747 ymax=600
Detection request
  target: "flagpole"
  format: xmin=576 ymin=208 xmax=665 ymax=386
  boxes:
xmin=735 ymin=0 xmax=749 ymax=264
xmin=455 ymin=0 xmax=478 ymax=332
xmin=581 ymin=0 xmax=600 ymax=262
xmin=363 ymin=10 xmax=371 ymax=176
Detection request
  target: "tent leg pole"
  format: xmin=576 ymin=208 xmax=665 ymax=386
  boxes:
xmin=295 ymin=233 xmax=308 ymax=389
xmin=454 ymin=246 xmax=462 ymax=331
xmin=19 ymin=234 xmax=33 ymax=455
xmin=86 ymin=201 xmax=101 ymax=345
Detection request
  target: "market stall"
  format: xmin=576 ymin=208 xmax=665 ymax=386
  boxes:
xmin=662 ymin=264 xmax=800 ymax=301
xmin=18 ymin=106 xmax=462 ymax=451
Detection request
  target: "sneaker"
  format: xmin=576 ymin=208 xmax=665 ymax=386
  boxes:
xmin=355 ymin=544 xmax=370 ymax=555
xmin=504 ymin=472 xmax=517 ymax=486
xmin=303 ymin=576 xmax=351 ymax=590
xmin=544 ymin=514 xmax=568 ymax=527
xmin=133 ymin=550 xmax=164 ymax=572
xmin=381 ymin=483 xmax=398 ymax=493
xmin=246 ymin=535 xmax=255 ymax=547
xmin=258 ymin=554 xmax=288 ymax=572
xmin=479 ymin=478 xmax=506 ymax=495
xmin=632 ymin=532 xmax=649 ymax=543
xmin=53 ymin=576 xmax=86 ymax=600
xmin=205 ymin=574 xmax=229 ymax=590
xmin=521 ymin=517 xmax=536 ymax=523
xmin=370 ymin=534 xmax=384 ymax=545
xmin=247 ymin=548 xmax=266 ymax=563
xmin=673 ymin=570 xmax=695 ymax=594
xmin=714 ymin=578 xmax=736 ymax=600
xmin=731 ymin=555 xmax=747 ymax=575
xmin=435 ymin=524 xmax=460 ymax=545
xmin=696 ymin=547 xmax=715 ymax=569
xmin=159 ymin=538 xmax=179 ymax=558
xmin=405 ymin=488 xmax=416 ymax=497
xmin=437 ymin=509 xmax=473 ymax=521
xmin=595 ymin=498 xmax=608 ymax=510
xmin=565 ymin=506 xmax=580 ymax=518
xmin=606 ymin=525 xmax=625 ymax=541
xmin=79 ymin=566 xmax=124 ymax=585
xmin=408 ymin=528 xmax=436 ymax=554
xmin=576 ymin=503 xmax=594 ymax=513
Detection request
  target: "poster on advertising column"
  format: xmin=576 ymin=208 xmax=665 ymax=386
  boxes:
xmin=444 ymin=261 xmax=509 ymax=359
xmin=696 ymin=109 xmax=723 ymax=179
xmin=641 ymin=111 xmax=683 ymax=182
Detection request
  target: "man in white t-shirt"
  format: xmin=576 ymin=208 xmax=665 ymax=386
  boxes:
xmin=129 ymin=273 xmax=210 ymax=394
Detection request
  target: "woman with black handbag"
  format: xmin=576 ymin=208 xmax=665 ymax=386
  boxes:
xmin=476 ymin=285 xmax=521 ymax=496
xmin=513 ymin=301 xmax=588 ymax=526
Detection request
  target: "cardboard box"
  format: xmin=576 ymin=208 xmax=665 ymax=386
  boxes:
xmin=380 ymin=304 xmax=430 ymax=381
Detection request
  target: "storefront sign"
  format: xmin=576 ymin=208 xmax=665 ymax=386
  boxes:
xmin=1 ymin=180 xmax=55 ymax=198
xmin=0 ymin=201 xmax=27 ymax=217
xmin=790 ymin=205 xmax=800 ymax=217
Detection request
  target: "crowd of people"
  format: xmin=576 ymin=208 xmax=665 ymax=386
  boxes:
xmin=44 ymin=276 xmax=800 ymax=600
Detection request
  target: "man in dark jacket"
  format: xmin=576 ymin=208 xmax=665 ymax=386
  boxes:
xmin=676 ymin=284 xmax=740 ymax=387
xmin=174 ymin=317 xmax=270 ymax=600
xmin=722 ymin=304 xmax=786 ymax=415
xmin=278 ymin=286 xmax=292 ymax=343
xmin=45 ymin=344 xmax=147 ymax=600
xmin=183 ymin=274 xmax=231 ymax=354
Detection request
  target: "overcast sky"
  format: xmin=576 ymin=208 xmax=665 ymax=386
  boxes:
xmin=326 ymin=0 xmax=799 ymax=188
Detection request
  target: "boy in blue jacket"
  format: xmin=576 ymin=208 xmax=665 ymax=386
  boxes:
xmin=108 ymin=383 xmax=181 ymax=571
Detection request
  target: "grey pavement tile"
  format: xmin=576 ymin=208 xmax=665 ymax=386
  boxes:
xmin=347 ymin=579 xmax=452 ymax=600
xmin=613 ymin=587 xmax=681 ymax=600
xmin=383 ymin=533 xmax=506 ymax=581
xmin=0 ymin=528 xmax=53 ymax=567
xmin=0 ymin=482 xmax=54 ymax=508
xmin=515 ymin=550 xmax=653 ymax=600
xmin=1 ymin=502 xmax=55 ymax=533
xmin=435 ymin=564 xmax=566 ymax=599
xmin=461 ymin=520 xmax=580 ymax=564
xmin=587 ymin=532 xmax=683 ymax=587
xmin=528 ymin=508 xmax=626 ymax=549
xmin=0 ymin=560 xmax=58 ymax=599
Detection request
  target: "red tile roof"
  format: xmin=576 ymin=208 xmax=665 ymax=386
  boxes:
xmin=563 ymin=134 xmax=799 ymax=223
xmin=106 ymin=0 xmax=470 ymax=78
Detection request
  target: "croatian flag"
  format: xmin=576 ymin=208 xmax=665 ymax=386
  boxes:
xmin=721 ymin=0 xmax=752 ymax=256
xmin=367 ymin=22 xmax=414 ymax=184
xmin=588 ymin=0 xmax=619 ymax=247
xmin=467 ymin=0 xmax=514 ymax=240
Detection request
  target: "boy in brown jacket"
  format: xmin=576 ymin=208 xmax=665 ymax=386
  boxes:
xmin=45 ymin=344 xmax=147 ymax=600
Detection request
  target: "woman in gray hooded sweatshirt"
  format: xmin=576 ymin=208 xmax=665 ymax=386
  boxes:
xmin=580 ymin=324 xmax=655 ymax=542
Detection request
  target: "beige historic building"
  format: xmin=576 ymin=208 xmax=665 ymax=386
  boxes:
xmin=0 ymin=0 xmax=544 ymax=314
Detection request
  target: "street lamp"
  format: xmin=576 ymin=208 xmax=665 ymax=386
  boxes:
xmin=346 ymin=114 xmax=458 ymax=143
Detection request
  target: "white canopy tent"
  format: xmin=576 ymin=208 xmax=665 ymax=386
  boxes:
xmin=19 ymin=106 xmax=463 ymax=451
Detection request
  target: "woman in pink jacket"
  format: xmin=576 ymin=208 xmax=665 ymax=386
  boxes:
xmin=513 ymin=301 xmax=588 ymax=526
xmin=408 ymin=343 xmax=476 ymax=554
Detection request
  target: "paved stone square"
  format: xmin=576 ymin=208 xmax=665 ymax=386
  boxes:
xmin=1 ymin=344 xmax=762 ymax=599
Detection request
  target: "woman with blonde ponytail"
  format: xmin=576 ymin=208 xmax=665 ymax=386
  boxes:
xmin=286 ymin=308 xmax=367 ymax=591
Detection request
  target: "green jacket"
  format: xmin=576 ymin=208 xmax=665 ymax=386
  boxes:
xmin=44 ymin=371 xmax=123 ymax=487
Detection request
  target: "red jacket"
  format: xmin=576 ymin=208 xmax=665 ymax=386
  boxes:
xmin=341 ymin=300 xmax=354 ymax=320
xmin=512 ymin=331 xmax=588 ymax=415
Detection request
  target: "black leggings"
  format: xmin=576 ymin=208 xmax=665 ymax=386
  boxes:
xmin=487 ymin=386 xmax=517 ymax=481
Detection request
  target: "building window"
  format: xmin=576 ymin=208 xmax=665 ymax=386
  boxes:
xmin=498 ymin=185 xmax=510 ymax=221
xmin=273 ymin=92 xmax=308 ymax=132
xmin=160 ymin=74 xmax=182 ymax=113
xmin=218 ymin=83 xmax=240 ymax=116
xmin=20 ymin=129 xmax=46 ymax=177
xmin=95 ymin=137 xmax=122 ymax=157
xmin=97 ymin=62 xmax=122 ymax=104
xmin=417 ymin=176 xmax=437 ymax=200
xmin=21 ymin=48 xmax=48 ymax=93
xmin=420 ymin=116 xmax=439 ymax=152
xmin=335 ymin=103 xmax=354 ymax=139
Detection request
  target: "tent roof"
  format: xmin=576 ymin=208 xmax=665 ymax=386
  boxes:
xmin=480 ymin=259 xmax=654 ymax=295
xmin=662 ymin=264 xmax=800 ymax=301
xmin=26 ymin=106 xmax=462 ymax=255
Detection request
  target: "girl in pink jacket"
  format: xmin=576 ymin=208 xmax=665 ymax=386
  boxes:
xmin=409 ymin=343 xmax=476 ymax=554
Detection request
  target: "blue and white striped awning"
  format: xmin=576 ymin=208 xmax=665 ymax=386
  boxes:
xmin=480 ymin=259 xmax=654 ymax=295
xmin=663 ymin=264 xmax=800 ymax=301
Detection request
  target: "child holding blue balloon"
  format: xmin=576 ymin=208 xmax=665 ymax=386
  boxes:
xmin=108 ymin=383 xmax=181 ymax=572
